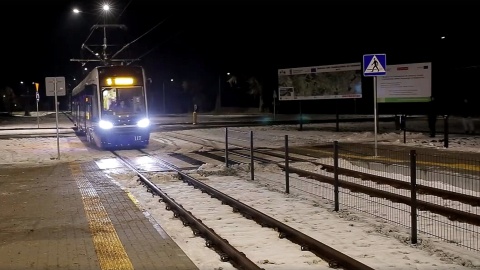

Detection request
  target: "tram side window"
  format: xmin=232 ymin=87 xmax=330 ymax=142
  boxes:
xmin=91 ymin=94 xmax=99 ymax=121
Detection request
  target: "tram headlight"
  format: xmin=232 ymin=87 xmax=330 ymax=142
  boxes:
xmin=99 ymin=120 xmax=114 ymax=129
xmin=137 ymin=118 xmax=150 ymax=128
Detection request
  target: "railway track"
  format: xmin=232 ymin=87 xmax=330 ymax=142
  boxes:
xmin=159 ymin=131 xmax=480 ymax=227
xmin=111 ymin=149 xmax=375 ymax=270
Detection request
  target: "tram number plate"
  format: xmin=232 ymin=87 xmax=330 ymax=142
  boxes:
xmin=134 ymin=136 xmax=142 ymax=141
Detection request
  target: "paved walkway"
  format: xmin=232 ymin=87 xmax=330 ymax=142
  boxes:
xmin=0 ymin=162 xmax=198 ymax=270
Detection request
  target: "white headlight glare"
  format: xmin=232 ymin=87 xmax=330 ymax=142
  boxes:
xmin=99 ymin=120 xmax=114 ymax=129
xmin=137 ymin=118 xmax=150 ymax=128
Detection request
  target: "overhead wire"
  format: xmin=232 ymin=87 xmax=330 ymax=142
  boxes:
xmin=129 ymin=10 xmax=205 ymax=62
xmin=129 ymin=29 xmax=186 ymax=65
xmin=116 ymin=0 xmax=133 ymax=22
xmin=78 ymin=2 xmax=192 ymax=65
xmin=80 ymin=17 xmax=102 ymax=51
xmin=79 ymin=0 xmax=132 ymax=60
xmin=110 ymin=14 xmax=172 ymax=60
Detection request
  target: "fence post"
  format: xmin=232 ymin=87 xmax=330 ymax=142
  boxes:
xmin=443 ymin=115 xmax=449 ymax=148
xmin=250 ymin=130 xmax=254 ymax=181
xmin=285 ymin=135 xmax=289 ymax=194
xmin=225 ymin=127 xmax=229 ymax=167
xmin=403 ymin=115 xmax=407 ymax=144
xmin=334 ymin=141 xmax=339 ymax=211
xmin=410 ymin=149 xmax=418 ymax=244
xmin=298 ymin=101 xmax=303 ymax=131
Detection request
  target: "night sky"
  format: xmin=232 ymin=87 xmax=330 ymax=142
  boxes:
xmin=2 ymin=1 xmax=479 ymax=113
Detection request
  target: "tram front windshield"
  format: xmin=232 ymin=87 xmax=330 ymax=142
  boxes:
xmin=101 ymin=87 xmax=146 ymax=116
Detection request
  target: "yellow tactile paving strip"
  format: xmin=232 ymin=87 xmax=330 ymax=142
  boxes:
xmin=70 ymin=163 xmax=134 ymax=270
xmin=294 ymin=147 xmax=480 ymax=172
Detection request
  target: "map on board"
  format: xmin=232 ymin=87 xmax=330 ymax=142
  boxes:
xmin=278 ymin=63 xmax=362 ymax=100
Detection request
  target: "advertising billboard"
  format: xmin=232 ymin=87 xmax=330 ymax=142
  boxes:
xmin=278 ymin=63 xmax=362 ymax=101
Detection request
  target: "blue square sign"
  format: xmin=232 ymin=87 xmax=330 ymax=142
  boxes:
xmin=363 ymin=54 xmax=387 ymax=76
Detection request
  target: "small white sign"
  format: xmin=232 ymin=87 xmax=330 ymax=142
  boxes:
xmin=45 ymin=77 xmax=66 ymax=96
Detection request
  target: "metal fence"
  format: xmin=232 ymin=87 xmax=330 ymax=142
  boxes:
xmin=222 ymin=128 xmax=480 ymax=252
xmin=337 ymin=143 xmax=480 ymax=252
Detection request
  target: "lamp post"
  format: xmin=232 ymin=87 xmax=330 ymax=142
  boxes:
xmin=162 ymin=78 xmax=173 ymax=114
xmin=33 ymin=82 xmax=40 ymax=127
xmin=102 ymin=4 xmax=110 ymax=60
xmin=215 ymin=72 xmax=230 ymax=113
xmin=20 ymin=81 xmax=32 ymax=116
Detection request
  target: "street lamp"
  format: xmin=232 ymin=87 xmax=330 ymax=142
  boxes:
xmin=72 ymin=8 xmax=95 ymax=15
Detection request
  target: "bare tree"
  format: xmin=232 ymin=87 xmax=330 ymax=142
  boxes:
xmin=2 ymin=86 xmax=16 ymax=115
xmin=227 ymin=76 xmax=237 ymax=87
xmin=182 ymin=79 xmax=208 ymax=112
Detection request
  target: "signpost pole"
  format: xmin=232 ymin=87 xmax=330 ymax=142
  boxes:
xmin=54 ymin=78 xmax=60 ymax=160
xmin=363 ymin=54 xmax=387 ymax=158
xmin=373 ymin=77 xmax=378 ymax=156
xmin=36 ymin=98 xmax=39 ymax=128
xmin=35 ymin=83 xmax=40 ymax=128
xmin=45 ymin=77 xmax=65 ymax=160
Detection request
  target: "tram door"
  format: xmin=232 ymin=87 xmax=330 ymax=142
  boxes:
xmin=85 ymin=96 xmax=92 ymax=129
xmin=83 ymin=85 xmax=96 ymax=131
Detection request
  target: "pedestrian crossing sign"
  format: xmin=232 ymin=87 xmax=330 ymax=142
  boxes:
xmin=363 ymin=54 xmax=386 ymax=76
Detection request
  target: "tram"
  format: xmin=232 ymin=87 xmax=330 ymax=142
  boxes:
xmin=71 ymin=65 xmax=151 ymax=149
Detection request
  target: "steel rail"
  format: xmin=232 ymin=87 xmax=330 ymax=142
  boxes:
xmin=141 ymin=150 xmax=375 ymax=270
xmin=111 ymin=151 xmax=262 ymax=270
